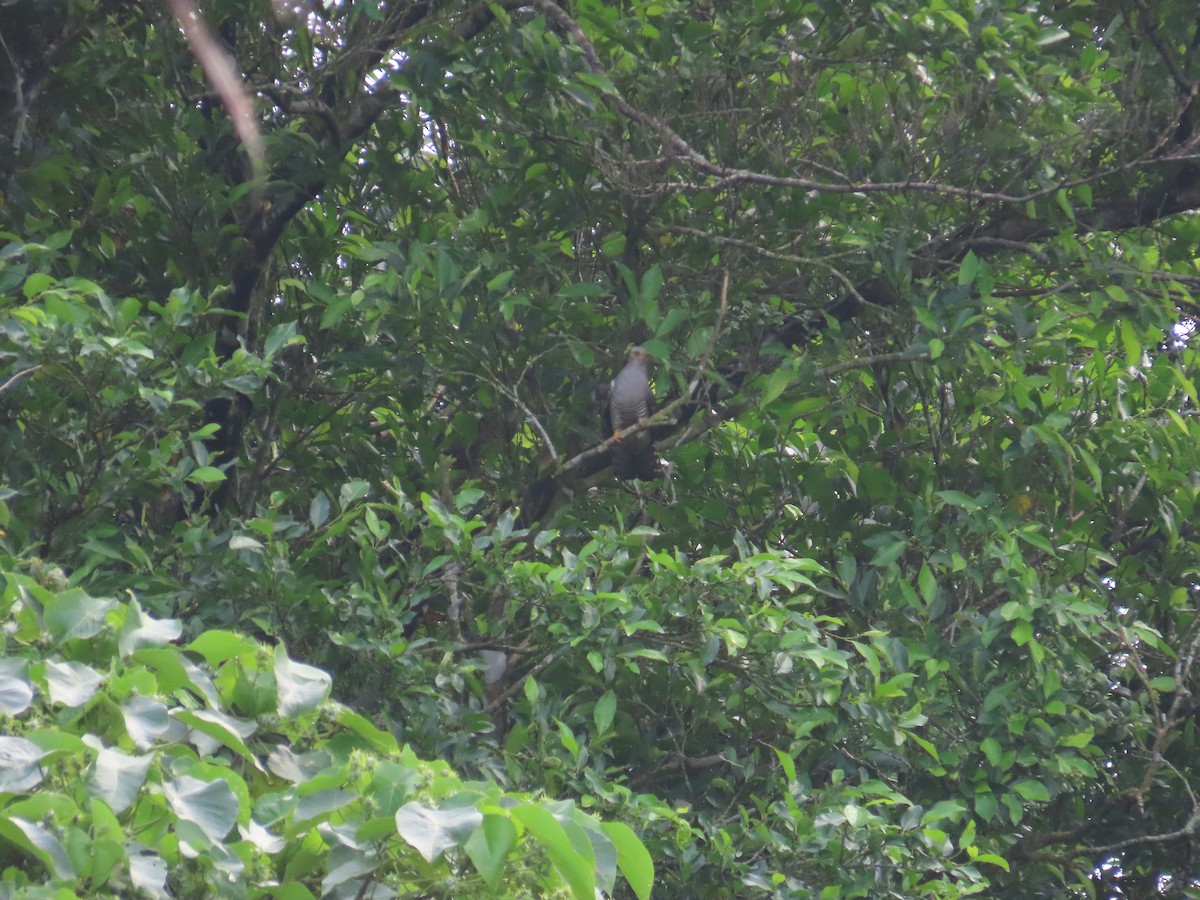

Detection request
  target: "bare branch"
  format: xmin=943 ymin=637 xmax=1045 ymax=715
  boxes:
xmin=165 ymin=0 xmax=266 ymax=186
xmin=0 ymin=365 xmax=41 ymax=395
xmin=815 ymin=351 xmax=932 ymax=379
xmin=1083 ymin=813 xmax=1200 ymax=856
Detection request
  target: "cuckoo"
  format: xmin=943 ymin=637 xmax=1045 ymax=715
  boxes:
xmin=605 ymin=347 xmax=658 ymax=480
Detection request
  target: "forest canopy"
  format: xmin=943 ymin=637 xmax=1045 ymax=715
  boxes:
xmin=3 ymin=0 xmax=1200 ymax=897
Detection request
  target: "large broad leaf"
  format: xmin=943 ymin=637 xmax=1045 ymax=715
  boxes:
xmin=238 ymin=818 xmax=286 ymax=854
xmin=463 ymin=814 xmax=518 ymax=887
xmin=265 ymin=744 xmax=333 ymax=783
xmin=127 ymin=841 xmax=170 ymax=899
xmin=512 ymin=802 xmax=596 ymax=900
xmin=163 ymin=775 xmax=239 ymax=844
xmin=86 ymin=745 xmax=154 ymax=814
xmin=120 ymin=695 xmax=172 ymax=749
xmin=0 ymin=659 xmax=33 ymax=715
xmin=394 ymin=802 xmax=483 ymax=863
xmin=172 ymin=708 xmax=260 ymax=768
xmin=43 ymin=589 xmax=116 ymax=643
xmin=275 ymin=644 xmax=331 ymax=717
xmin=134 ymin=648 xmax=222 ymax=709
xmin=0 ymin=816 xmax=74 ymax=879
xmin=186 ymin=630 xmax=259 ymax=666
xmin=117 ymin=600 xmax=182 ymax=657
xmin=321 ymin=844 xmax=380 ymax=895
xmin=0 ymin=736 xmax=49 ymax=793
xmin=602 ymin=821 xmax=655 ymax=900
xmin=43 ymin=659 xmax=103 ymax=707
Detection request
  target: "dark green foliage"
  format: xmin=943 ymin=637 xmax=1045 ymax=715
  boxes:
xmin=4 ymin=0 xmax=1200 ymax=896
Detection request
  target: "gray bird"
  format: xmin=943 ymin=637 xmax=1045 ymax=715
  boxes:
xmin=606 ymin=347 xmax=658 ymax=480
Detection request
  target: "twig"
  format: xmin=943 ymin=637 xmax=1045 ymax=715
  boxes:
xmin=0 ymin=29 xmax=27 ymax=149
xmin=438 ymin=459 xmax=465 ymax=642
xmin=661 ymin=752 xmax=733 ymax=772
xmin=0 ymin=365 xmax=41 ymax=395
xmin=686 ymin=267 xmax=729 ymax=399
xmin=1107 ymin=472 xmax=1149 ymax=546
xmin=533 ymin=0 xmax=1200 ymax=214
xmin=484 ymin=642 xmax=569 ymax=714
xmin=1082 ymin=813 xmax=1199 ymax=855
xmin=495 ymin=383 xmax=559 ymax=462
xmin=165 ymin=0 xmax=266 ymax=185
xmin=815 ymin=350 xmax=932 ymax=378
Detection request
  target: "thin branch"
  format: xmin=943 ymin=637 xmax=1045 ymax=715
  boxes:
xmin=1107 ymin=472 xmax=1149 ymax=546
xmin=165 ymin=0 xmax=266 ymax=186
xmin=534 ymin=0 xmax=1200 ymax=220
xmin=484 ymin=642 xmax=569 ymax=714
xmin=661 ymin=752 xmax=733 ymax=773
xmin=685 ymin=267 xmax=729 ymax=401
xmin=960 ymin=237 xmax=1053 ymax=266
xmin=438 ymin=459 xmax=465 ymax=642
xmin=815 ymin=350 xmax=932 ymax=379
xmin=1135 ymin=0 xmax=1197 ymax=98
xmin=657 ymin=224 xmax=876 ymax=313
xmin=0 ymin=365 xmax=41 ymax=395
xmin=0 ymin=29 xmax=27 ymax=149
xmin=1082 ymin=813 xmax=1199 ymax=856
xmin=490 ymin=380 xmax=559 ymax=462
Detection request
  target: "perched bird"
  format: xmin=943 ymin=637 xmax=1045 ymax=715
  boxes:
xmin=605 ymin=347 xmax=658 ymax=480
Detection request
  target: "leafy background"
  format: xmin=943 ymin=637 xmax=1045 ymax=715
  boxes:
xmin=3 ymin=0 xmax=1200 ymax=897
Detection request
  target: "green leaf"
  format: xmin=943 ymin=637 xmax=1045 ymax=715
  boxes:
xmin=921 ymin=800 xmax=968 ymax=823
xmin=339 ymin=480 xmax=371 ymax=506
xmin=187 ymin=630 xmax=258 ymax=665
xmin=593 ymin=690 xmax=617 ymax=735
xmin=918 ymin=563 xmax=937 ymax=606
xmin=1119 ymin=318 xmax=1140 ymax=367
xmin=87 ymin=747 xmax=154 ymax=814
xmin=1012 ymin=779 xmax=1050 ymax=803
xmin=309 ymin=492 xmax=330 ymax=528
xmin=163 ymin=775 xmax=239 ymax=843
xmin=980 ymin=738 xmax=1003 ymax=767
xmin=936 ymin=490 xmax=983 ymax=510
xmin=172 ymin=709 xmax=261 ymax=769
xmin=759 ymin=366 xmax=793 ymax=408
xmin=0 ymin=736 xmax=50 ymax=793
xmin=524 ymin=676 xmax=540 ymax=705
xmin=958 ymin=251 xmax=979 ymax=286
xmin=1059 ymin=731 xmax=1094 ymax=749
xmin=869 ymin=539 xmax=907 ymax=568
xmin=395 ymin=802 xmax=483 ymax=862
xmin=187 ymin=466 xmax=227 ymax=484
xmin=640 ymin=266 xmax=663 ymax=305
xmin=118 ymin=602 xmax=182 ymax=657
xmin=562 ymin=82 xmax=599 ymax=109
xmin=513 ymin=803 xmax=596 ymax=900
xmin=601 ymin=232 xmax=626 ymax=257
xmin=0 ymin=817 xmax=75 ymax=879
xmin=43 ymin=659 xmax=104 ymax=707
xmin=127 ymin=842 xmax=169 ymax=897
xmin=487 ymin=269 xmax=516 ymax=292
xmin=275 ymin=645 xmax=331 ymax=717
xmin=336 ymin=709 xmax=400 ymax=754
xmin=120 ymin=696 xmax=170 ymax=748
xmin=464 ymin=814 xmax=518 ymax=887
xmin=43 ymin=590 xmax=116 ymax=643
xmin=0 ymin=670 xmax=33 ymax=716
xmin=774 ymin=748 xmax=797 ymax=783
